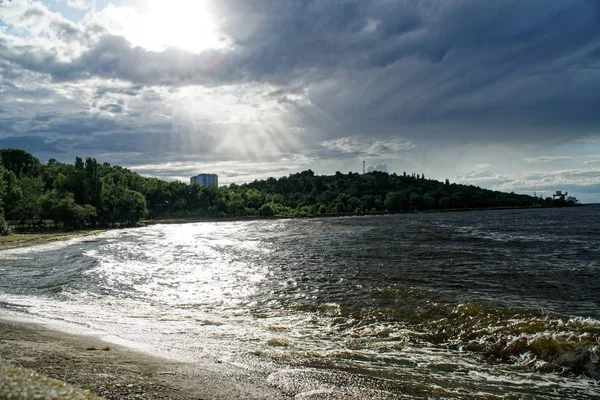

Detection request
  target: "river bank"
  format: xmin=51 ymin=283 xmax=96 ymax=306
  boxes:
xmin=0 ymin=204 xmax=583 ymax=251
xmin=143 ymin=203 xmax=582 ymax=225
xmin=0 ymin=317 xmax=288 ymax=400
xmin=0 ymin=230 xmax=107 ymax=250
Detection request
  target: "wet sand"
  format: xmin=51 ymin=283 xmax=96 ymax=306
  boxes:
xmin=0 ymin=318 xmax=288 ymax=399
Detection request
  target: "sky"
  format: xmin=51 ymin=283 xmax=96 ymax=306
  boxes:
xmin=1 ymin=0 xmax=600 ymax=202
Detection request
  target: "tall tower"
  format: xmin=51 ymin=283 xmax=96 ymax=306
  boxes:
xmin=363 ymin=160 xmax=365 ymax=174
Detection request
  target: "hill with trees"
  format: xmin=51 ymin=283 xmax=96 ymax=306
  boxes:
xmin=0 ymin=148 xmax=572 ymax=233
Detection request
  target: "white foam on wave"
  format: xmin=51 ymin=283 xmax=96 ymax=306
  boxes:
xmin=0 ymin=233 xmax=109 ymax=258
xmin=2 ymin=218 xmax=599 ymax=399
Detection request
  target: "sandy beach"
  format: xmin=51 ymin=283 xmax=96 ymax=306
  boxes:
xmin=0 ymin=318 xmax=289 ymax=399
xmin=0 ymin=233 xmax=289 ymax=399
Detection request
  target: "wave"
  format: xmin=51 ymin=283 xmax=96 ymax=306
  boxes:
xmin=301 ymin=295 xmax=600 ymax=379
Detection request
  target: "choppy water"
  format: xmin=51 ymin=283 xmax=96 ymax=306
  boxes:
xmin=1 ymin=206 xmax=600 ymax=399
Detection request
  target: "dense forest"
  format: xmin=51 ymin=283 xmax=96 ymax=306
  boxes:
xmin=0 ymin=148 xmax=572 ymax=234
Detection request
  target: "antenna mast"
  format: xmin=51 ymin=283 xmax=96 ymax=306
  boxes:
xmin=363 ymin=160 xmax=365 ymax=174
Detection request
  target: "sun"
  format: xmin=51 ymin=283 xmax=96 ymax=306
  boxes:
xmin=124 ymin=0 xmax=226 ymax=53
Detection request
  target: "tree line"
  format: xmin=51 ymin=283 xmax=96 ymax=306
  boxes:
xmin=0 ymin=148 xmax=574 ymax=234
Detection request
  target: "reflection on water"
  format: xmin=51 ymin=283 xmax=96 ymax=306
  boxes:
xmin=1 ymin=206 xmax=600 ymax=399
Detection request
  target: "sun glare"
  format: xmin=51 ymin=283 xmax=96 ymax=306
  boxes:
xmin=124 ymin=0 xmax=226 ymax=53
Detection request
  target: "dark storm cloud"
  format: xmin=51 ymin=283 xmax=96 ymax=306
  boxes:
xmin=209 ymin=0 xmax=600 ymax=142
xmin=317 ymin=137 xmax=415 ymax=159
xmin=3 ymin=0 xmax=599 ymax=142
xmin=0 ymin=34 xmax=234 ymax=86
xmin=4 ymin=1 xmax=598 ymax=105
xmin=7 ymin=111 xmax=224 ymax=165
xmin=0 ymin=116 xmax=20 ymax=136
xmin=3 ymin=0 xmax=600 ymax=178
xmin=0 ymin=135 xmax=65 ymax=155
xmin=24 ymin=112 xmax=129 ymax=136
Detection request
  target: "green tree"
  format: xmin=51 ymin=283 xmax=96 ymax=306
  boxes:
xmin=69 ymin=156 xmax=86 ymax=205
xmin=53 ymin=173 xmax=69 ymax=194
xmin=438 ymin=196 xmax=450 ymax=209
xmin=409 ymin=193 xmax=424 ymax=210
xmin=347 ymin=196 xmax=362 ymax=213
xmin=0 ymin=149 xmax=551 ymax=227
xmin=0 ymin=148 xmax=42 ymax=177
xmin=0 ymin=214 xmax=8 ymax=235
xmin=333 ymin=201 xmax=345 ymax=213
xmin=423 ymin=193 xmax=435 ymax=210
xmin=100 ymin=181 xmax=148 ymax=226
xmin=0 ymin=160 xmax=5 ymax=217
xmin=11 ymin=176 xmax=44 ymax=221
xmin=0 ymin=161 xmax=7 ymax=235
xmin=2 ymin=170 xmax=21 ymax=219
xmin=85 ymin=157 xmax=102 ymax=210
xmin=384 ymin=192 xmax=403 ymax=212
xmin=48 ymin=193 xmax=77 ymax=227
xmin=259 ymin=203 xmax=275 ymax=216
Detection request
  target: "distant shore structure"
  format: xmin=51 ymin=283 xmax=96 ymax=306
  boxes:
xmin=552 ymin=190 xmax=579 ymax=204
xmin=553 ymin=190 xmax=568 ymax=200
xmin=190 ymin=173 xmax=218 ymax=187
xmin=365 ymin=164 xmax=388 ymax=173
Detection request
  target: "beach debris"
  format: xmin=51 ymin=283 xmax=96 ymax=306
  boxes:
xmin=0 ymin=362 xmax=106 ymax=400
xmin=85 ymin=345 xmax=112 ymax=351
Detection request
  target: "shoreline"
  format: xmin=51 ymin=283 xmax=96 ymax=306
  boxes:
xmin=143 ymin=203 xmax=585 ymax=226
xmin=0 ymin=230 xmax=107 ymax=250
xmin=0 ymin=316 xmax=288 ymax=400
xmin=0 ymin=205 xmax=587 ymax=250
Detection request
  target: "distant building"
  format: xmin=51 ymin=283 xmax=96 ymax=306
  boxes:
xmin=552 ymin=190 xmax=567 ymax=200
xmin=566 ymin=196 xmax=579 ymax=204
xmin=190 ymin=173 xmax=218 ymax=187
xmin=552 ymin=190 xmax=579 ymax=204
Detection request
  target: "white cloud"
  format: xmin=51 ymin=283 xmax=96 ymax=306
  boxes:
xmin=473 ymin=163 xmax=491 ymax=170
xmin=517 ymin=169 xmax=600 ymax=190
xmin=66 ymin=0 xmax=94 ymax=11
xmin=450 ymin=166 xmax=600 ymax=203
xmin=128 ymin=158 xmax=314 ymax=185
xmin=522 ymin=156 xmax=573 ymax=163
xmin=84 ymin=0 xmax=229 ymax=53
xmin=363 ymin=18 xmax=381 ymax=33
xmin=454 ymin=170 xmax=511 ymax=187
xmin=456 ymin=167 xmax=600 ymax=193
xmin=577 ymin=138 xmax=600 ymax=143
xmin=320 ymin=137 xmax=415 ymax=158
xmin=0 ymin=0 xmax=98 ymax=61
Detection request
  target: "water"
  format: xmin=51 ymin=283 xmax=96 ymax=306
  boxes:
xmin=1 ymin=206 xmax=599 ymax=399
